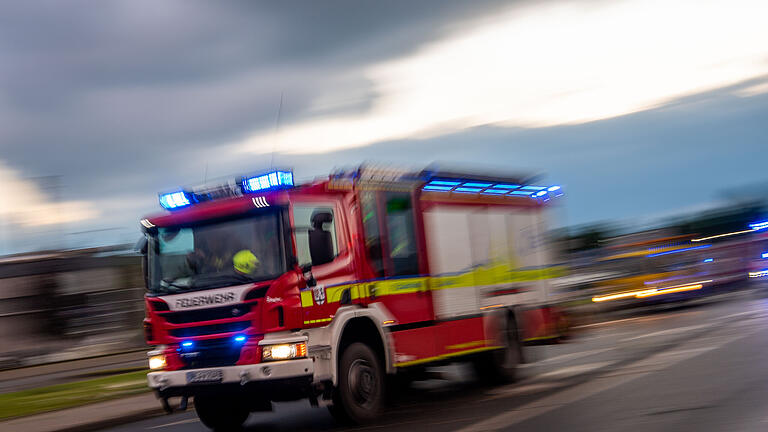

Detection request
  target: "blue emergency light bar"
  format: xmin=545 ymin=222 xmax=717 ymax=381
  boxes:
xmin=158 ymin=170 xmax=294 ymax=211
xmin=422 ymin=178 xmax=562 ymax=199
xmin=241 ymin=170 xmax=293 ymax=193
xmin=159 ymin=191 xmax=193 ymax=210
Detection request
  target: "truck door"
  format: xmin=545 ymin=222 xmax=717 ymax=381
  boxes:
xmin=360 ymin=190 xmax=434 ymax=325
xmin=292 ymin=201 xmax=356 ymax=327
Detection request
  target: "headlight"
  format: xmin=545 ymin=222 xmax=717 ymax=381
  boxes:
xmin=262 ymin=342 xmax=307 ymax=361
xmin=149 ymin=354 xmax=167 ymax=370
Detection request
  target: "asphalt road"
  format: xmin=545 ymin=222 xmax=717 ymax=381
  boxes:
xmin=100 ymin=290 xmax=768 ymax=432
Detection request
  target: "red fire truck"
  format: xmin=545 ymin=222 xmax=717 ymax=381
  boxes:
xmin=140 ymin=166 xmax=566 ymax=430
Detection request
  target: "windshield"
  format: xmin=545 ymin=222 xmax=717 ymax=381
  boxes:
xmin=147 ymin=211 xmax=285 ymax=295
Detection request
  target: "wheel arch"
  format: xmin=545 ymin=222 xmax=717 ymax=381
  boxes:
xmin=332 ymin=313 xmax=390 ymax=385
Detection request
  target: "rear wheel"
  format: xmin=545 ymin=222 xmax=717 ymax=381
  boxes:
xmin=194 ymin=394 xmax=249 ymax=431
xmin=330 ymin=342 xmax=385 ymax=424
xmin=474 ymin=314 xmax=520 ymax=384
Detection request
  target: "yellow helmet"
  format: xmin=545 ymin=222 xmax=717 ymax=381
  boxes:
xmin=233 ymin=250 xmax=260 ymax=274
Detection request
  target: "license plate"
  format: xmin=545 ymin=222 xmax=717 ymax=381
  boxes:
xmin=186 ymin=369 xmax=223 ymax=384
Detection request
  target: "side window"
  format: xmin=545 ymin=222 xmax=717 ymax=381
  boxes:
xmin=293 ymin=205 xmax=338 ymax=266
xmin=384 ymin=192 xmax=419 ymax=276
xmin=360 ymin=192 xmax=384 ymax=277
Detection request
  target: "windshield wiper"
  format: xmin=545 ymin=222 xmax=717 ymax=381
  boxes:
xmin=156 ymin=278 xmax=192 ymax=294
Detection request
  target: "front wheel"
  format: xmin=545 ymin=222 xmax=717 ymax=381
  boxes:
xmin=331 ymin=342 xmax=385 ymax=424
xmin=194 ymin=395 xmax=249 ymax=431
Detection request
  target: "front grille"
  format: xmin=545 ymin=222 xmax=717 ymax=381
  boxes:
xmin=178 ymin=338 xmax=243 ymax=369
xmin=170 ymin=321 xmax=250 ymax=338
xmin=161 ymin=303 xmax=253 ymax=324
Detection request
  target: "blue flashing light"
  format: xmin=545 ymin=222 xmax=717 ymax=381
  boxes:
xmin=419 ymin=177 xmax=561 ymax=200
xmin=762 ymin=252 xmax=768 ymax=259
xmin=454 ymin=187 xmax=484 ymax=193
xmin=159 ymin=191 xmax=192 ymax=210
xmin=242 ymin=170 xmax=294 ymax=193
xmin=181 ymin=341 xmax=194 ymax=348
xmin=423 ymin=185 xmax=454 ymax=191
xmin=483 ymin=188 xmax=510 ymax=194
xmin=234 ymin=335 xmax=247 ymax=343
xmin=647 ymin=244 xmax=711 ymax=258
xmin=703 ymin=258 xmax=714 ymax=263
xmin=428 ymin=180 xmax=461 ymax=186
xmin=750 ymin=221 xmax=768 ymax=230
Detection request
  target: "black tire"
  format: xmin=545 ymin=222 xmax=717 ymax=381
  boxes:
xmin=194 ymin=395 xmax=249 ymax=431
xmin=473 ymin=314 xmax=520 ymax=385
xmin=331 ymin=342 xmax=385 ymax=424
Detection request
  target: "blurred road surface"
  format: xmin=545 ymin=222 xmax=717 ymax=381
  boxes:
xmin=99 ymin=290 xmax=768 ymax=432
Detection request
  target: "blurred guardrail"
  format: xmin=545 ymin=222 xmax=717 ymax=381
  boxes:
xmin=0 ymin=246 xmax=145 ymax=369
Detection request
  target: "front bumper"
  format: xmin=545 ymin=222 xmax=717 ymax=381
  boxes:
xmin=148 ymin=358 xmax=314 ymax=399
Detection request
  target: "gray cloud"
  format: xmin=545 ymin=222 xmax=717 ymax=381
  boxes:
xmin=1 ymin=0 xmax=766 ymax=253
xmin=0 ymin=0 xmax=516 ymax=184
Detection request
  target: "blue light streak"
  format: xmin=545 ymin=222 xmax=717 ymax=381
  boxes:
xmin=703 ymin=258 xmax=714 ymax=263
xmin=647 ymin=244 xmax=711 ymax=258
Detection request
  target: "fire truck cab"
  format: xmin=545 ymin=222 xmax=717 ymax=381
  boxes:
xmin=140 ymin=166 xmax=566 ymax=430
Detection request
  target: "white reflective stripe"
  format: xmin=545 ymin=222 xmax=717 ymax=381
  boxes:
xmin=157 ymin=284 xmax=254 ymax=311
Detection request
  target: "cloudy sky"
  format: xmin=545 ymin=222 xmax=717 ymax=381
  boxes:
xmin=1 ymin=0 xmax=767 ymax=254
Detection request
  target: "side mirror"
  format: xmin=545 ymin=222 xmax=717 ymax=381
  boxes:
xmin=135 ymin=236 xmax=150 ymax=290
xmin=135 ymin=236 xmax=148 ymax=254
xmin=301 ymin=264 xmax=317 ymax=288
xmin=308 ymin=211 xmax=334 ymax=266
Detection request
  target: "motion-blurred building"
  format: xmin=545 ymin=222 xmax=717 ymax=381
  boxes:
xmin=0 ymin=246 xmax=144 ymax=368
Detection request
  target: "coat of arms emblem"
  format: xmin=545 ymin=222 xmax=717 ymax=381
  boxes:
xmin=312 ymin=285 xmax=326 ymax=305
